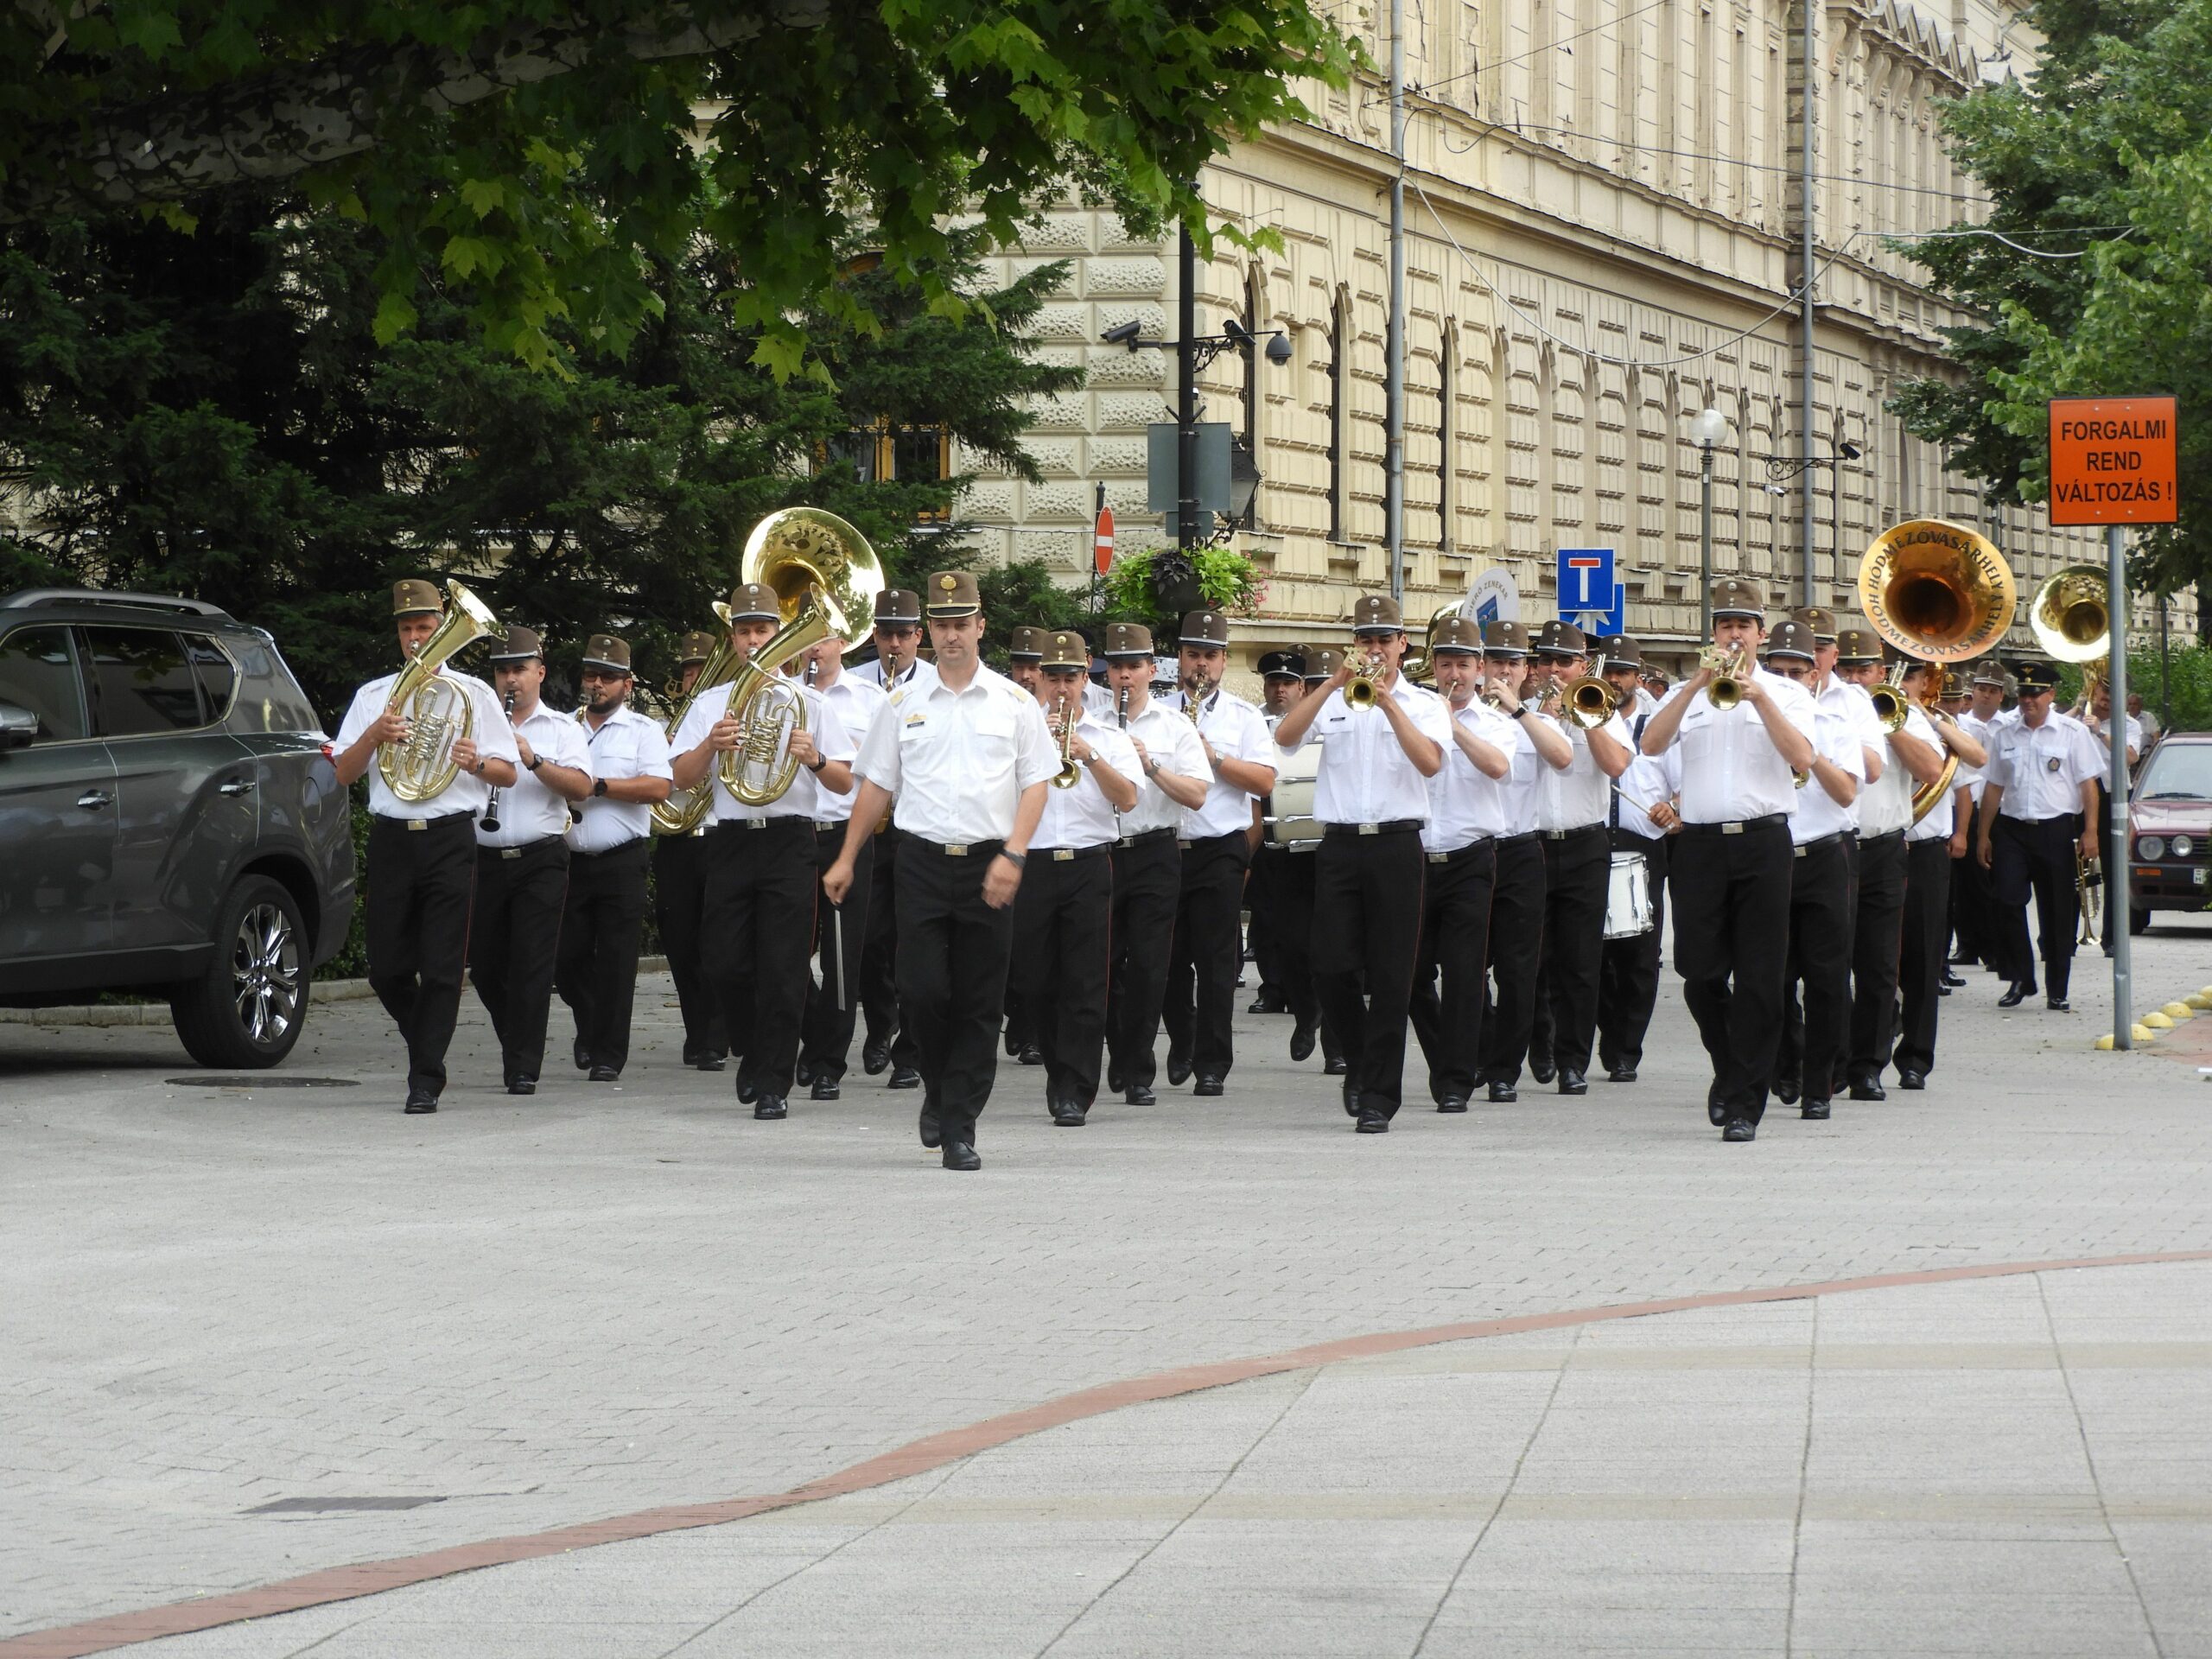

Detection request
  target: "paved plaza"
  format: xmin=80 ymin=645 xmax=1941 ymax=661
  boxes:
xmin=5 ymin=917 xmax=2212 ymax=1656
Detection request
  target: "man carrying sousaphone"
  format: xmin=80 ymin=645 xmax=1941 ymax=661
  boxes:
xmin=332 ymin=579 xmax=518 ymax=1114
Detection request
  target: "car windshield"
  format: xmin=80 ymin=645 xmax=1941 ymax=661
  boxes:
xmin=2138 ymin=742 xmax=2212 ymax=802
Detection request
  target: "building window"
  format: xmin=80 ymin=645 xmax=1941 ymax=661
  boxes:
xmin=823 ymin=420 xmax=953 ymax=520
xmin=1242 ymin=268 xmax=1264 ymax=448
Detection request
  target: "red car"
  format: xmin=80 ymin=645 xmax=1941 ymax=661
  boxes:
xmin=2126 ymin=731 xmax=2212 ymax=933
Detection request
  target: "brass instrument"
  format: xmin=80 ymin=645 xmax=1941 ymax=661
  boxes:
xmin=2076 ymin=848 xmax=2104 ymax=945
xmin=1558 ymin=654 xmax=1619 ymax=729
xmin=2029 ymin=564 xmax=2111 ymax=685
xmin=1868 ymin=666 xmax=1912 ymax=734
xmin=1050 ymin=695 xmax=1083 ymax=790
xmin=1399 ymin=601 xmax=1463 ymax=684
xmin=1181 ymin=676 xmax=1209 ymax=727
xmin=1700 ymin=643 xmax=1748 ymax=709
xmin=378 ymin=579 xmax=500 ymax=803
xmin=1344 ymin=645 xmax=1385 ymax=711
xmin=650 ymin=602 xmax=741 ymax=837
xmin=715 ymin=508 xmax=884 ymax=807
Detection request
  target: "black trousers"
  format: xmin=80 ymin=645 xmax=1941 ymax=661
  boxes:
xmin=1268 ymin=848 xmax=1334 ymax=1058
xmin=1313 ymin=826 xmax=1426 ymax=1117
xmin=469 ymin=836 xmax=569 ymax=1084
xmin=1597 ymin=830 xmax=1669 ymax=1073
xmin=1528 ymin=826 xmax=1611 ymax=1077
xmin=1010 ymin=847 xmax=1114 ymax=1109
xmin=1894 ymin=837 xmax=1953 ymax=1077
xmin=1848 ymin=830 xmax=1910 ymax=1079
xmin=1774 ymin=833 xmax=1854 ymax=1106
xmin=653 ymin=833 xmax=726 ymax=1061
xmin=896 ymin=833 xmax=1019 ymax=1146
xmin=1950 ymin=822 xmax=1994 ymax=967
xmin=1672 ymin=817 xmax=1793 ymax=1123
xmin=1162 ymin=831 xmax=1253 ymax=1081
xmin=1990 ymin=813 xmax=2081 ymax=999
xmin=702 ymin=818 xmax=818 ymax=1099
xmin=556 ymin=837 xmax=650 ymax=1075
xmin=1248 ymin=842 xmax=1284 ymax=999
xmin=1106 ymin=834 xmax=1182 ymax=1089
xmin=1408 ymin=840 xmax=1497 ymax=1105
xmin=366 ymin=813 xmax=478 ymax=1098
xmin=1478 ymin=835 xmax=1547 ymax=1086
xmin=860 ymin=827 xmax=919 ymax=1070
xmin=799 ymin=824 xmax=875 ymax=1084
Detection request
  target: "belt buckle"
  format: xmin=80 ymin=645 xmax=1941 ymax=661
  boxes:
xmin=946 ymin=843 xmax=969 ymax=856
xmin=1177 ymin=839 xmax=1192 ymax=850
xmin=1723 ymin=821 xmax=1744 ymax=836
xmin=1357 ymin=823 xmax=1379 ymax=836
xmin=1794 ymin=843 xmax=1807 ymax=857
xmin=1428 ymin=852 xmax=1448 ymax=864
xmin=406 ymin=818 xmax=428 ymax=831
xmin=1052 ymin=849 xmax=1075 ymax=862
xmin=501 ymin=847 xmax=522 ymax=860
xmin=741 ymin=818 xmax=768 ymax=830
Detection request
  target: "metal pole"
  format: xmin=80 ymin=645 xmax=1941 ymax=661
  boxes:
xmin=1798 ymin=0 xmax=1817 ymax=610
xmin=1177 ymin=219 xmax=1200 ymax=551
xmin=1092 ymin=480 xmax=1105 ymax=616
xmin=2159 ymin=592 xmax=2171 ymax=730
xmin=1385 ymin=0 xmax=1407 ymax=601
xmin=2107 ymin=522 xmax=2133 ymax=1048
xmin=1700 ymin=442 xmax=1715 ymax=638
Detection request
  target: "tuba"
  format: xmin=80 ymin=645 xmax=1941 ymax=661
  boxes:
xmin=649 ymin=602 xmax=741 ymax=836
xmin=715 ymin=508 xmax=883 ymax=806
xmin=378 ymin=580 xmax=500 ymax=803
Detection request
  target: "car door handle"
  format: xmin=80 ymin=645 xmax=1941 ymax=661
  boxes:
xmin=77 ymin=790 xmax=112 ymax=810
xmin=219 ymin=779 xmax=257 ymax=796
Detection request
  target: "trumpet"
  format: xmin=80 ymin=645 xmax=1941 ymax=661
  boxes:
xmin=1050 ymin=695 xmax=1083 ymax=790
xmin=1558 ymin=654 xmax=1619 ymax=729
xmin=1700 ymin=644 xmax=1748 ymax=709
xmin=1344 ymin=646 xmax=1385 ymax=711
xmin=1868 ymin=664 xmax=1912 ymax=734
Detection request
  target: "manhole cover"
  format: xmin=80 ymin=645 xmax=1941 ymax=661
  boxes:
xmin=166 ymin=1076 xmax=360 ymax=1089
xmin=247 ymin=1496 xmax=445 ymax=1514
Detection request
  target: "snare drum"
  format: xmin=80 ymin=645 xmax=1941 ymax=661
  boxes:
xmin=1602 ymin=849 xmax=1654 ymax=939
xmin=1262 ymin=739 xmax=1323 ymax=849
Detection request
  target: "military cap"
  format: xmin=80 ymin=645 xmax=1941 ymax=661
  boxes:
xmin=1763 ymin=620 xmax=1816 ymax=663
xmin=2014 ymin=660 xmax=2062 ymax=690
xmin=1258 ymin=649 xmax=1307 ymax=680
xmin=1102 ymin=621 xmax=1154 ymax=659
xmin=1428 ymin=614 xmax=1484 ymax=655
xmin=1041 ymin=630 xmax=1090 ymax=672
xmin=726 ymin=582 xmax=779 ymax=623
xmin=1834 ymin=626 xmax=1882 ymax=666
xmin=1971 ymin=659 xmax=2010 ymax=689
xmin=1710 ymin=577 xmax=1764 ymax=620
xmin=1596 ymin=633 xmax=1643 ymax=666
xmin=1790 ymin=605 xmax=1840 ymax=643
xmin=1305 ymin=648 xmax=1342 ymax=683
xmin=873 ymin=590 xmax=923 ymax=627
xmin=580 ymin=633 xmax=633 ymax=675
xmin=1351 ymin=594 xmax=1405 ymax=634
xmin=391 ymin=578 xmax=442 ymax=618
xmin=1480 ymin=618 xmax=1530 ymax=658
xmin=1940 ymin=668 xmax=1971 ymax=700
xmin=1008 ymin=625 xmax=1046 ymax=660
xmin=925 ymin=569 xmax=982 ymax=618
xmin=1533 ymin=619 xmax=1589 ymax=658
xmin=1180 ymin=609 xmax=1232 ymax=648
xmin=487 ymin=626 xmax=545 ymax=663
xmin=676 ymin=629 xmax=716 ymax=667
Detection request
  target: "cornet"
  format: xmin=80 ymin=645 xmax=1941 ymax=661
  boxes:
xmin=1050 ymin=695 xmax=1083 ymax=790
xmin=1344 ymin=646 xmax=1385 ymax=711
xmin=1700 ymin=644 xmax=1748 ymax=709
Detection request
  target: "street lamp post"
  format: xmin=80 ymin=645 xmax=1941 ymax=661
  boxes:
xmin=1689 ymin=407 xmax=1729 ymax=638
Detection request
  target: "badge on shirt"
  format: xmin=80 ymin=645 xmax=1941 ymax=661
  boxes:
xmin=904 ymin=713 xmax=927 ymax=729
xmin=2046 ymin=756 xmax=2062 ymax=773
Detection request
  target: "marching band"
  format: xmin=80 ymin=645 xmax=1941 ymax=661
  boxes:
xmin=336 ymin=516 xmax=2120 ymax=1158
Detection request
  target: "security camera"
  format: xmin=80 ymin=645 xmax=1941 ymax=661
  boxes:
xmin=1264 ymin=332 xmax=1294 ymax=366
xmin=1837 ymin=439 xmax=1863 ymax=461
xmin=1764 ymin=483 xmax=1789 ymax=497
xmin=1222 ymin=317 xmax=1253 ymax=345
xmin=1100 ymin=320 xmax=1141 ymax=346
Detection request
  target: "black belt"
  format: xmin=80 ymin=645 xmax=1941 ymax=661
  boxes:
xmin=1495 ymin=830 xmax=1540 ymax=848
xmin=481 ymin=833 xmax=567 ymax=861
xmin=1427 ymin=836 xmax=1494 ymax=864
xmin=1035 ymin=842 xmax=1110 ymax=862
xmin=1680 ymin=813 xmax=1788 ymax=836
xmin=1113 ymin=827 xmax=1179 ymax=849
xmin=1323 ymin=819 xmax=1421 ymax=838
xmin=898 ymin=831 xmax=1006 ymax=858
xmin=713 ymin=816 xmax=811 ymax=836
xmin=1857 ymin=828 xmax=1907 ymax=846
xmin=378 ymin=812 xmax=474 ymax=834
xmin=1541 ymin=823 xmax=1607 ymax=841
xmin=1179 ymin=830 xmax=1247 ymax=850
xmin=1794 ymin=830 xmax=1850 ymax=858
xmin=571 ymin=836 xmax=649 ymax=859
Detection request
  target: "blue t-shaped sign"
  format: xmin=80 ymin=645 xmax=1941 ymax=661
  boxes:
xmin=1557 ymin=548 xmax=1624 ymax=637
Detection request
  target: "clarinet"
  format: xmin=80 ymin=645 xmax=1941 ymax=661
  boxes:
xmin=480 ymin=686 xmax=517 ymax=831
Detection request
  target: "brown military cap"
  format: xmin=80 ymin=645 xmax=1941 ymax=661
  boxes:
xmin=1533 ymin=619 xmax=1588 ymax=658
xmin=1791 ymin=605 xmax=1839 ymax=643
xmin=1179 ymin=609 xmax=1232 ymax=648
xmin=1971 ymin=659 xmax=2010 ymax=689
xmin=1834 ymin=626 xmax=1882 ymax=665
xmin=1596 ymin=633 xmax=1643 ymax=666
xmin=726 ymin=582 xmax=779 ymax=622
xmin=873 ymin=589 xmax=923 ymax=627
xmin=1041 ymin=631 xmax=1089 ymax=672
xmin=1428 ymin=614 xmax=1484 ymax=654
xmin=1257 ymin=649 xmax=1306 ymax=680
xmin=487 ymin=625 xmax=544 ymax=663
xmin=1305 ymin=648 xmax=1342 ymax=683
xmin=1763 ymin=620 xmax=1816 ymax=663
xmin=1710 ymin=577 xmax=1764 ymax=620
xmin=1008 ymin=625 xmax=1047 ymax=660
xmin=1481 ymin=618 xmax=1529 ymax=658
xmin=677 ymin=629 xmax=716 ymax=667
xmin=391 ymin=577 xmax=442 ymax=618
xmin=1351 ymin=594 xmax=1404 ymax=634
xmin=925 ymin=569 xmax=982 ymax=618
xmin=1102 ymin=621 xmax=1154 ymax=659
xmin=580 ymin=633 xmax=633 ymax=675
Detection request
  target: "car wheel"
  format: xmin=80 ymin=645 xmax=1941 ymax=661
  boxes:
xmin=2129 ymin=906 xmax=2152 ymax=937
xmin=171 ymin=875 xmax=309 ymax=1069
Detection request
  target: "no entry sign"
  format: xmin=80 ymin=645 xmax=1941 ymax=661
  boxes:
xmin=2047 ymin=396 xmax=2179 ymax=525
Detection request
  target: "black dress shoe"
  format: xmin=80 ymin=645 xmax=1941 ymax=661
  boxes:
xmin=1801 ymin=1099 xmax=1831 ymax=1120
xmin=695 ymin=1051 xmax=726 ymax=1072
xmin=2046 ymin=995 xmax=2071 ymax=1013
xmin=888 ymin=1066 xmax=920 ymax=1090
xmin=1722 ymin=1117 xmax=1757 ymax=1142
xmin=1897 ymin=1069 xmax=1926 ymax=1091
xmin=1019 ymin=1044 xmax=1044 ymax=1066
xmin=918 ymin=1111 xmax=941 ymax=1149
xmin=507 ymin=1077 xmax=537 ymax=1096
xmin=1125 ymin=1083 xmax=1156 ymax=1106
xmin=1354 ymin=1109 xmax=1389 ymax=1134
xmin=1247 ymin=990 xmax=1287 ymax=1014
xmin=1323 ymin=1055 xmax=1349 ymax=1077
xmin=795 ymin=1058 xmax=815 ymax=1087
xmin=589 ymin=1065 xmax=620 ymax=1083
xmin=1051 ymin=1103 xmax=1087 ymax=1127
xmin=1108 ymin=1062 xmax=1126 ymax=1092
xmin=1941 ymin=969 xmax=1965 ymax=988
xmin=1774 ymin=1073 xmax=1800 ymax=1105
xmin=1707 ymin=1081 xmax=1727 ymax=1127
xmin=1166 ymin=1051 xmax=1192 ymax=1087
xmin=573 ymin=1039 xmax=591 ymax=1071
xmin=1997 ymin=982 xmax=2033 ymax=1008
xmin=810 ymin=1076 xmax=841 ymax=1101
xmin=1289 ymin=1021 xmax=1317 ymax=1063
xmin=1557 ymin=1068 xmax=1588 ymax=1096
xmin=1437 ymin=1096 xmax=1468 ymax=1114
xmin=1193 ymin=1074 xmax=1224 ymax=1097
xmin=1847 ymin=1073 xmax=1885 ymax=1102
xmin=753 ymin=1095 xmax=788 ymax=1121
xmin=404 ymin=1090 xmax=438 ymax=1115
xmin=1937 ymin=982 xmax=1951 ymax=997
xmin=942 ymin=1141 xmax=981 ymax=1171
xmin=1004 ymin=1028 xmax=1020 ymax=1057
xmin=1607 ymin=1066 xmax=1637 ymax=1084
xmin=736 ymin=1078 xmax=757 ymax=1103
xmin=1529 ymin=1055 xmax=1556 ymax=1084
xmin=862 ymin=1037 xmax=891 ymax=1076
xmin=1487 ymin=1079 xmax=1517 ymax=1104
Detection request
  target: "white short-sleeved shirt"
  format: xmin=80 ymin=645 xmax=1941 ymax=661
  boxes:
xmin=1816 ymin=675 xmax=1887 ymax=779
xmin=2086 ymin=712 xmax=2143 ymax=759
xmin=1986 ymin=711 xmax=2103 ymax=823
xmin=477 ymin=702 xmax=591 ymax=848
xmin=1859 ymin=704 xmax=1941 ymax=838
xmin=1295 ymin=680 xmax=1453 ymax=826
xmin=808 ymin=673 xmax=887 ymax=825
xmin=335 ymin=668 xmax=519 ymax=821
xmin=1956 ymin=710 xmax=1995 ymax=804
xmin=568 ymin=704 xmax=673 ymax=853
xmin=1535 ymin=709 xmax=1633 ymax=832
xmin=1424 ymin=696 xmax=1518 ymax=850
xmin=1610 ymin=705 xmax=1678 ymax=841
xmin=1496 ymin=712 xmax=1550 ymax=836
xmin=1180 ymin=689 xmax=1277 ymax=840
xmin=1033 ymin=715 xmax=1139 ymax=849
xmin=1116 ymin=701 xmax=1212 ymax=835
xmin=671 ymin=681 xmax=853 ymax=824
xmin=852 ymin=664 xmax=1056 ymax=844
xmin=1791 ymin=696 xmax=1868 ymax=845
xmin=1655 ymin=669 xmax=1821 ymax=823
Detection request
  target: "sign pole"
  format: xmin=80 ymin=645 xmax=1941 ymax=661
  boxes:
xmin=2107 ymin=522 xmax=2132 ymax=1047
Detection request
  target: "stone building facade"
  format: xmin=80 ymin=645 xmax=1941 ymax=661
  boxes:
xmin=956 ymin=0 xmax=2183 ymax=670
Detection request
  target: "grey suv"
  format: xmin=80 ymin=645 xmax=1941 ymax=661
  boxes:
xmin=0 ymin=589 xmax=356 ymax=1066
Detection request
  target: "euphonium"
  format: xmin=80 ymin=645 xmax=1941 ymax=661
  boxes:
xmin=715 ymin=508 xmax=884 ymax=807
xmin=1700 ymin=643 xmax=1747 ymax=709
xmin=378 ymin=579 xmax=500 ymax=803
xmin=1050 ymin=694 xmax=1083 ymax=790
xmin=1559 ymin=654 xmax=1619 ymax=729
xmin=1344 ymin=646 xmax=1384 ymax=711
xmin=650 ymin=602 xmax=741 ymax=837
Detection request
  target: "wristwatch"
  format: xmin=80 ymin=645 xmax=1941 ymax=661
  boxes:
xmin=1001 ymin=849 xmax=1027 ymax=868
xmin=1510 ymin=705 xmax=1529 ymax=721
xmin=592 ymin=778 xmax=607 ymax=798
xmin=525 ymin=753 xmax=543 ymax=772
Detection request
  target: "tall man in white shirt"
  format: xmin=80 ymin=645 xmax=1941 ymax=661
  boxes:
xmin=853 ymin=589 xmax=934 ymax=1086
xmin=1407 ymin=614 xmax=1515 ymax=1112
xmin=470 ymin=628 xmax=594 ymax=1095
xmin=1594 ymin=636 xmax=1683 ymax=1084
xmin=794 ymin=632 xmax=887 ymax=1102
xmin=1894 ymin=658 xmax=1985 ymax=1087
xmin=1012 ymin=631 xmax=1141 ymax=1125
xmin=654 ymin=629 xmax=728 ymax=1071
xmin=557 ymin=633 xmax=672 ymax=1084
xmin=1160 ymin=610 xmax=1278 ymax=1096
xmin=823 ymin=571 xmax=1057 ymax=1170
xmin=1639 ymin=579 xmax=1817 ymax=1142
xmin=1272 ymin=594 xmax=1451 ymax=1132
xmin=330 ymin=581 xmax=519 ymax=1114
xmin=1245 ymin=651 xmax=1310 ymax=1018
xmin=671 ymin=582 xmax=855 ymax=1122
xmin=1976 ymin=660 xmax=2104 ymax=1011
xmin=1523 ymin=620 xmax=1635 ymax=1095
xmin=1100 ymin=623 xmax=1211 ymax=1105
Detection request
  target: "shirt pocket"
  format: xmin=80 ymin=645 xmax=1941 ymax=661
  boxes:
xmin=1681 ymin=723 xmax=1717 ymax=766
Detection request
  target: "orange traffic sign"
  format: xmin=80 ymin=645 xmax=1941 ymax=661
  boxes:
xmin=2047 ymin=396 xmax=2178 ymax=525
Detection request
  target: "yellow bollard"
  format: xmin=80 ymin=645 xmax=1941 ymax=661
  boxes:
xmin=2132 ymin=1023 xmax=2158 ymax=1043
xmin=2185 ymin=994 xmax=2212 ymax=1012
